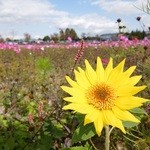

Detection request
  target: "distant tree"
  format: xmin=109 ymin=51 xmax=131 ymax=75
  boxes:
xmin=24 ymin=33 xmax=31 ymax=42
xmin=50 ymin=33 xmax=59 ymax=42
xmin=13 ymin=39 xmax=19 ymax=42
xmin=81 ymin=33 xmax=87 ymax=40
xmin=5 ymin=37 xmax=12 ymax=42
xmin=64 ymin=28 xmax=70 ymax=40
xmin=0 ymin=35 xmax=3 ymax=42
xmin=59 ymin=29 xmax=65 ymax=41
xmin=129 ymin=30 xmax=146 ymax=40
xmin=70 ymin=28 xmax=78 ymax=40
xmin=0 ymin=37 xmax=4 ymax=43
xmin=38 ymin=38 xmax=42 ymax=41
xmin=49 ymin=28 xmax=79 ymax=42
xmin=43 ymin=35 xmax=50 ymax=42
xmin=95 ymin=34 xmax=101 ymax=41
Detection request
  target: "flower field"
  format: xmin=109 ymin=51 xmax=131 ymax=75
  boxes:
xmin=0 ymin=37 xmax=150 ymax=150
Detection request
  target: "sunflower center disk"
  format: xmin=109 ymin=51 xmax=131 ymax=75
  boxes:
xmin=86 ymin=83 xmax=116 ymax=110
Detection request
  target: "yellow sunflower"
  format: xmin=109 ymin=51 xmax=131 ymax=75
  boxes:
xmin=61 ymin=57 xmax=149 ymax=136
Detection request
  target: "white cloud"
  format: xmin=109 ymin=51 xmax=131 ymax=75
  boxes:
xmin=0 ymin=0 xmax=68 ymax=23
xmin=52 ymin=13 xmax=117 ymax=34
xmin=91 ymin=0 xmax=147 ymax=15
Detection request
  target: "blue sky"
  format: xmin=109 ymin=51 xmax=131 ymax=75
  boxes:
xmin=0 ymin=0 xmax=149 ymax=39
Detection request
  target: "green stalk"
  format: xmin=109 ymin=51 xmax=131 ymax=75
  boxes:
xmin=105 ymin=126 xmax=110 ymax=150
xmin=105 ymin=126 xmax=115 ymax=150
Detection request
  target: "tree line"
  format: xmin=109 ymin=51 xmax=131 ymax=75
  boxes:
xmin=43 ymin=28 xmax=79 ymax=42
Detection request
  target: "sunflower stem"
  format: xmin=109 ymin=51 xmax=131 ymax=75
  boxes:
xmin=105 ymin=125 xmax=110 ymax=150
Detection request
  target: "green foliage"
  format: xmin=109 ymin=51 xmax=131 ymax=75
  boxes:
xmin=62 ymin=146 xmax=90 ymax=150
xmin=43 ymin=35 xmax=50 ymax=42
xmin=35 ymin=57 xmax=54 ymax=74
xmin=123 ymin=121 xmax=139 ymax=128
xmin=59 ymin=29 xmax=66 ymax=41
xmin=54 ymin=28 xmax=79 ymax=41
xmin=129 ymin=108 xmax=147 ymax=115
xmin=72 ymin=122 xmax=96 ymax=145
xmin=128 ymin=30 xmax=146 ymax=40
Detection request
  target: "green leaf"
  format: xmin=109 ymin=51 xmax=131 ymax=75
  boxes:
xmin=43 ymin=119 xmax=64 ymax=139
xmin=35 ymin=57 xmax=54 ymax=73
xmin=62 ymin=146 xmax=89 ymax=150
xmin=123 ymin=121 xmax=139 ymax=128
xmin=40 ymin=134 xmax=52 ymax=150
xmin=129 ymin=108 xmax=146 ymax=114
xmin=71 ymin=122 xmax=96 ymax=145
xmin=0 ymin=115 xmax=8 ymax=127
xmin=76 ymin=113 xmax=84 ymax=120
xmin=7 ymin=136 xmax=15 ymax=150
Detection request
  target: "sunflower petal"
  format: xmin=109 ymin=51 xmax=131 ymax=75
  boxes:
xmin=61 ymin=86 xmax=85 ymax=96
xmin=114 ymin=59 xmax=126 ymax=72
xmin=74 ymin=70 xmax=91 ymax=89
xmin=65 ymin=76 xmax=79 ymax=88
xmin=84 ymin=109 xmax=100 ymax=124
xmin=105 ymin=57 xmax=113 ymax=81
xmin=128 ymin=75 xmax=142 ymax=86
xmin=117 ymin=86 xmax=147 ymax=96
xmin=112 ymin=106 xmax=140 ymax=123
xmin=107 ymin=59 xmax=125 ymax=83
xmin=85 ymin=60 xmax=97 ymax=84
xmin=102 ymin=110 xmax=126 ymax=133
xmin=63 ymin=96 xmax=87 ymax=103
xmin=115 ymin=75 xmax=142 ymax=88
xmin=124 ymin=66 xmax=136 ymax=77
xmin=63 ymin=103 xmax=94 ymax=114
xmin=115 ymin=96 xmax=149 ymax=110
xmin=93 ymin=111 xmax=103 ymax=136
xmin=96 ymin=57 xmax=105 ymax=82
